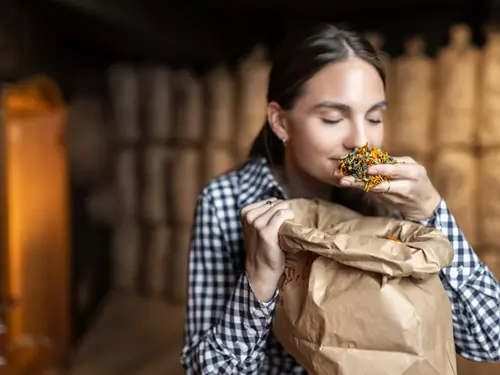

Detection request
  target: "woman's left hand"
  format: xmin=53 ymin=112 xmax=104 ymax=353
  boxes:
xmin=335 ymin=157 xmax=442 ymax=220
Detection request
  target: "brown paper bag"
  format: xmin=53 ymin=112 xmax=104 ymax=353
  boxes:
xmin=274 ymin=199 xmax=457 ymax=375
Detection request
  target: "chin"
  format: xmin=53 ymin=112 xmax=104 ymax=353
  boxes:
xmin=319 ymin=173 xmax=339 ymax=187
xmin=326 ymin=163 xmax=340 ymax=183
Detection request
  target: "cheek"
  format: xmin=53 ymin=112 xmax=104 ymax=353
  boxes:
xmin=290 ymin=119 xmax=334 ymax=157
xmin=288 ymin=119 xmax=347 ymax=179
xmin=368 ymin=123 xmax=384 ymax=147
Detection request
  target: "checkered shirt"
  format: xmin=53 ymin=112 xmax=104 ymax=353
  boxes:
xmin=180 ymin=157 xmax=500 ymax=374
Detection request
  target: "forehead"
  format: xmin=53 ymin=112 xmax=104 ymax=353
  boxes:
xmin=299 ymin=58 xmax=385 ymax=108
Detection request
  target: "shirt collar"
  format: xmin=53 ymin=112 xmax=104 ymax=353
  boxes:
xmin=237 ymin=157 xmax=286 ymax=208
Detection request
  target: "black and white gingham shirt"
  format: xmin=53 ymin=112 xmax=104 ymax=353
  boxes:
xmin=180 ymin=157 xmax=500 ymax=374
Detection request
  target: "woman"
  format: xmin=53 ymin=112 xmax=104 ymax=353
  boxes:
xmin=180 ymin=24 xmax=500 ymax=374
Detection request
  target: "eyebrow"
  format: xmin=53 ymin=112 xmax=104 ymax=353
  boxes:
xmin=311 ymin=100 xmax=388 ymax=113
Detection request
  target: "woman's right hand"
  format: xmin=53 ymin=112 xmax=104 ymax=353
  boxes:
xmin=240 ymin=198 xmax=295 ymax=302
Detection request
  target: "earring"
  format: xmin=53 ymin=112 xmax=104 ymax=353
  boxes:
xmin=282 ymin=138 xmax=287 ymax=147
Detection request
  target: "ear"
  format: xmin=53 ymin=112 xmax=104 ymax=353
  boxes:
xmin=267 ymin=102 xmax=289 ymax=142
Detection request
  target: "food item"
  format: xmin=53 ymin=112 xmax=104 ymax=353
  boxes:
xmin=337 ymin=142 xmax=398 ymax=191
xmin=385 ymin=234 xmax=401 ymax=242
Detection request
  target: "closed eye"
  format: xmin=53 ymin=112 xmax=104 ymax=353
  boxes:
xmin=321 ymin=118 xmax=342 ymax=125
xmin=367 ymin=119 xmax=382 ymax=125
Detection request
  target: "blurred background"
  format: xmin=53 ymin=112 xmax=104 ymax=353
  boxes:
xmin=0 ymin=0 xmax=499 ymax=374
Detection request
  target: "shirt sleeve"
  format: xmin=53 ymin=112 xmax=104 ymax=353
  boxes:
xmin=418 ymin=199 xmax=500 ymax=362
xmin=180 ymin=191 xmax=278 ymax=374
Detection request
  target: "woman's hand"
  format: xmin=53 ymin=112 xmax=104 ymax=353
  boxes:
xmin=241 ymin=198 xmax=295 ymax=302
xmin=336 ymin=157 xmax=442 ymax=220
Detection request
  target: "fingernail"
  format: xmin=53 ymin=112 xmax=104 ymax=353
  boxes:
xmin=341 ymin=179 xmax=351 ymax=186
xmin=368 ymin=167 xmax=377 ymax=174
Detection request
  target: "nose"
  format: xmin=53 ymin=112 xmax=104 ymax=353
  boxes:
xmin=343 ymin=120 xmax=368 ymax=151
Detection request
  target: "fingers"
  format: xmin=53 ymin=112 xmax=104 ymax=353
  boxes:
xmin=338 ymin=177 xmax=365 ymax=189
xmin=262 ymin=208 xmax=295 ymax=242
xmin=394 ymin=156 xmax=415 ymax=164
xmin=240 ymin=197 xmax=278 ymax=215
xmin=367 ymin=161 xmax=425 ymax=181
xmin=265 ymin=207 xmax=295 ymax=234
xmin=369 ymin=181 xmax=391 ymax=194
xmin=369 ymin=180 xmax=414 ymax=199
xmin=335 ymin=173 xmax=373 ymax=190
xmin=241 ymin=198 xmax=292 ymax=230
xmin=241 ymin=199 xmax=295 ymax=249
xmin=336 ymin=174 xmax=416 ymax=199
xmin=240 ymin=197 xmax=278 ymax=221
xmin=253 ymin=201 xmax=291 ymax=229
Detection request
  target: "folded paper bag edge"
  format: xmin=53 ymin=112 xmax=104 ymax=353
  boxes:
xmin=278 ymin=216 xmax=454 ymax=278
xmin=279 ymin=220 xmax=415 ymax=277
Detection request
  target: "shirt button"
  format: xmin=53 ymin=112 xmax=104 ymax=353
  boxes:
xmin=250 ymin=307 xmax=265 ymax=318
xmin=238 ymin=342 xmax=249 ymax=353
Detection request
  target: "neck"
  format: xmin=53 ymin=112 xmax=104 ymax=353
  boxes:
xmin=273 ymin=154 xmax=332 ymax=201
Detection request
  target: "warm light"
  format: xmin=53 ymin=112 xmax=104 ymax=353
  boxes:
xmin=1 ymin=75 xmax=70 ymax=367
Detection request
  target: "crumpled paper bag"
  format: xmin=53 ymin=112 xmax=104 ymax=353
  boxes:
xmin=273 ymin=199 xmax=457 ymax=375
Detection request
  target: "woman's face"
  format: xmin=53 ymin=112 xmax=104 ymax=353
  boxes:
xmin=269 ymin=58 xmax=386 ymax=187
